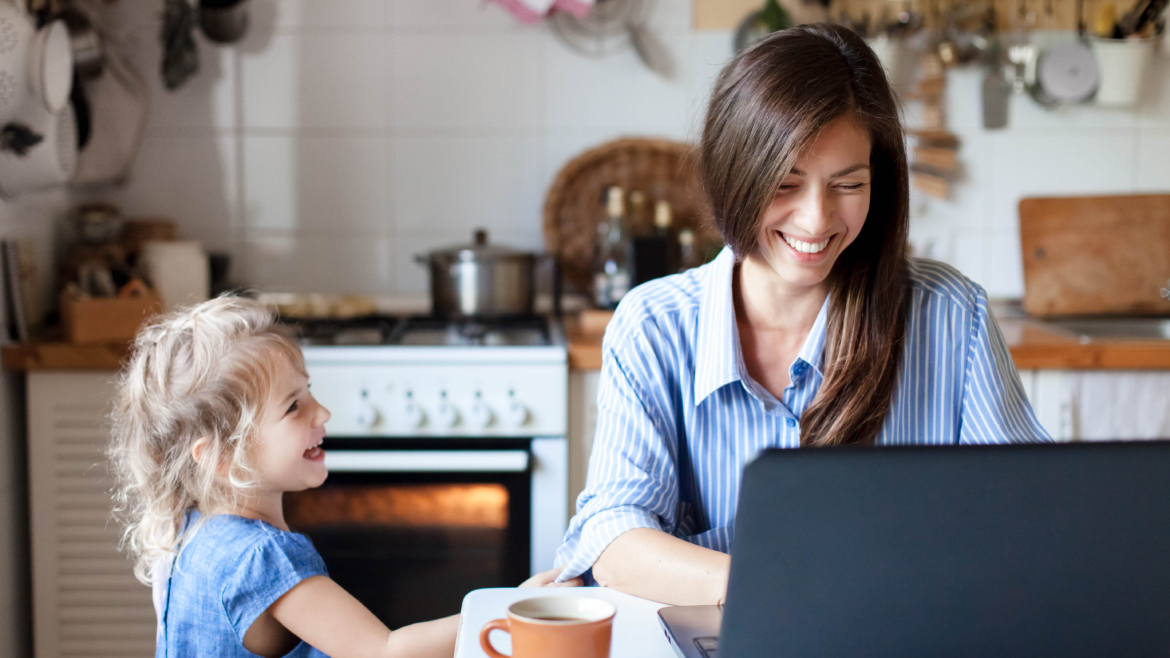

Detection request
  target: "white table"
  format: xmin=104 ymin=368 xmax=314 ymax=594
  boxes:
xmin=455 ymin=587 xmax=677 ymax=658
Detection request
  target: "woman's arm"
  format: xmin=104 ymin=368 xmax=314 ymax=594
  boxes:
xmin=593 ymin=528 xmax=731 ymax=606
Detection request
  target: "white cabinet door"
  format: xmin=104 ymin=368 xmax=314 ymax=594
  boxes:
xmin=28 ymin=372 xmax=154 ymax=658
xmin=567 ymin=370 xmax=600 ymax=518
xmin=1026 ymin=370 xmax=1170 ymax=441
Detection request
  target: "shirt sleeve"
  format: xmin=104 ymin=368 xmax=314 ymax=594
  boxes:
xmin=958 ymin=287 xmax=1052 ymax=444
xmin=220 ymin=529 xmax=329 ymax=642
xmin=555 ymin=320 xmax=684 ymax=582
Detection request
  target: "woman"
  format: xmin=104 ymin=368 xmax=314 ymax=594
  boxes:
xmin=553 ymin=23 xmax=1049 ymax=605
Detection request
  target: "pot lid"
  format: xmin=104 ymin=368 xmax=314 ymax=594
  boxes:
xmin=432 ymin=229 xmax=534 ymax=261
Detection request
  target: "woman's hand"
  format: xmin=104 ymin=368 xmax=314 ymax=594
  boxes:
xmin=519 ymin=565 xmax=583 ymax=588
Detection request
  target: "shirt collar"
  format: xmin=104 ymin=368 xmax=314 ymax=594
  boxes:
xmin=693 ymin=247 xmax=741 ymax=405
xmin=692 ymin=247 xmax=831 ymax=406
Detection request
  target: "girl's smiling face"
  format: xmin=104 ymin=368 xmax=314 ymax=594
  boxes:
xmin=252 ymin=353 xmax=331 ymax=494
xmin=752 ymin=114 xmax=873 ymax=292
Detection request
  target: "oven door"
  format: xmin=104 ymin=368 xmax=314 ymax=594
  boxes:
xmin=284 ymin=438 xmax=532 ymax=628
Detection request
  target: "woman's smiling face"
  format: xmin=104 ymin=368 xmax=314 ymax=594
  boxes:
xmin=752 ymin=114 xmax=872 ymax=291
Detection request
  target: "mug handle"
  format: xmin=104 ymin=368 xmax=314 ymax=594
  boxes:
xmin=479 ymin=618 xmax=511 ymax=658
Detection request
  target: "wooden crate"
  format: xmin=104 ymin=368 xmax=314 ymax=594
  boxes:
xmin=61 ymin=291 xmax=161 ymax=344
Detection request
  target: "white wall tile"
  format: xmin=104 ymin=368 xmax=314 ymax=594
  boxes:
xmin=391 ymin=0 xmax=523 ymax=30
xmin=1137 ymin=128 xmax=1170 ymax=192
xmin=117 ymin=27 xmax=238 ymax=130
xmin=984 ymin=229 xmax=1025 ymax=298
xmin=1005 ymin=89 xmax=1138 ymax=131
xmin=86 ymin=11 xmax=1170 ymax=299
xmin=682 ymin=31 xmax=735 ymax=139
xmin=943 ymin=68 xmax=984 ymax=131
xmin=95 ymin=133 xmax=239 ymax=251
xmin=393 ymin=33 xmax=543 ymax=130
xmin=910 ymin=127 xmax=991 ymax=230
xmin=987 ymin=130 xmax=1136 ymax=229
xmin=262 ymin=0 xmax=388 ymax=30
xmin=1137 ymin=52 xmax=1170 ymax=128
xmin=393 ymin=134 xmax=545 ymax=236
xmin=907 ymin=219 xmax=956 ymax=264
xmin=651 ymin=0 xmax=695 ymax=31
xmin=241 ymin=33 xmax=389 ymax=129
xmin=244 ymin=232 xmax=393 ymax=293
xmin=544 ymin=30 xmax=692 ymax=136
xmin=243 ymin=135 xmax=390 ymax=234
xmin=950 ymin=229 xmax=991 ymax=290
xmin=543 ymin=131 xmax=625 ymax=194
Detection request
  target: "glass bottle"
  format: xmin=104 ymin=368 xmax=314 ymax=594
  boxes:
xmin=653 ymin=199 xmax=672 ymax=238
xmin=677 ymin=228 xmax=699 ymax=273
xmin=628 ymin=190 xmax=647 ymax=235
xmin=593 ymin=186 xmax=631 ymax=309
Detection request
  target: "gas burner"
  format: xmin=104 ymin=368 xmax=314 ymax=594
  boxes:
xmin=284 ymin=315 xmax=401 ymax=347
xmin=284 ymin=313 xmax=560 ymax=348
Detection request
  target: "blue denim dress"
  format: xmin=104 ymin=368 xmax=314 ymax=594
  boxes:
xmin=154 ymin=511 xmax=330 ymax=657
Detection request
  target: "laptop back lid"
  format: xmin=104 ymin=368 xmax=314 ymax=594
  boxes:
xmin=720 ymin=443 xmax=1170 ymax=658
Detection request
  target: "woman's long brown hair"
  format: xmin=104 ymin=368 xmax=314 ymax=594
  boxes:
xmin=699 ymin=23 xmax=910 ymax=447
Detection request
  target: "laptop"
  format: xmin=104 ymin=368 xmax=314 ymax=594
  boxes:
xmin=659 ymin=442 xmax=1170 ymax=658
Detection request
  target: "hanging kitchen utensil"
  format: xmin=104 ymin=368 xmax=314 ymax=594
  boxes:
xmin=199 ymin=0 xmax=250 ymax=44
xmin=549 ymin=0 xmax=674 ymax=78
xmin=1035 ymin=41 xmax=1098 ymax=104
xmin=161 ymin=0 xmax=198 ymax=90
xmin=0 ymin=97 xmax=78 ymax=199
xmin=63 ymin=7 xmax=104 ymax=80
xmin=72 ymin=30 xmax=149 ymax=186
xmin=0 ymin=4 xmax=76 ymax=199
xmin=0 ymin=3 xmax=72 ymax=124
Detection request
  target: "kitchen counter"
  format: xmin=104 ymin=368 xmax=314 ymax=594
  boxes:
xmin=6 ymin=306 xmax=1170 ymax=372
xmin=2 ymin=340 xmax=131 ymax=371
xmin=565 ymin=307 xmax=1170 ymax=371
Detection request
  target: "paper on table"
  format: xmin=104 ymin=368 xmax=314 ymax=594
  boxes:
xmin=456 ymin=587 xmax=675 ymax=658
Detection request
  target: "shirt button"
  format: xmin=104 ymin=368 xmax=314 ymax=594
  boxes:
xmin=787 ymin=418 xmax=797 ymax=428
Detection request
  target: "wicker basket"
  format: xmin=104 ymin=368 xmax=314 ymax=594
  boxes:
xmin=542 ymin=138 xmax=724 ymax=294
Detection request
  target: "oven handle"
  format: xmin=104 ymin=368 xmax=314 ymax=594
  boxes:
xmin=323 ymin=450 xmax=530 ymax=473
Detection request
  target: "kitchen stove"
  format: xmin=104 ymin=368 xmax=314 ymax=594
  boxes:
xmin=283 ymin=313 xmax=568 ymax=627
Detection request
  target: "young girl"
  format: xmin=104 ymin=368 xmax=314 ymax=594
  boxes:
xmin=109 ymin=296 xmax=576 ymax=658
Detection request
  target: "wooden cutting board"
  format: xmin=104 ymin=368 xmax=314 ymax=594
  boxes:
xmin=1019 ymin=194 xmax=1170 ymax=317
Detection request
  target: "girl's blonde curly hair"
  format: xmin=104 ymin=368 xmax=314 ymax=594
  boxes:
xmin=108 ymin=295 xmax=305 ymax=584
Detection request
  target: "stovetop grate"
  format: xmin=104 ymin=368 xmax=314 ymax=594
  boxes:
xmin=284 ymin=314 xmax=554 ymax=347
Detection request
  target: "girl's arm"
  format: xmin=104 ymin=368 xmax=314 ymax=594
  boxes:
xmin=592 ymin=528 xmax=731 ymax=606
xmin=269 ymin=575 xmax=456 ymax=658
xmin=264 ymin=566 xmax=577 ymax=658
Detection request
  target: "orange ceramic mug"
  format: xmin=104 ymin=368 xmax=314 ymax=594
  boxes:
xmin=479 ymin=595 xmax=615 ymax=658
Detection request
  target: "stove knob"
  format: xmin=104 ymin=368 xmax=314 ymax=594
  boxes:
xmin=353 ymin=391 xmax=378 ymax=430
xmin=403 ymin=391 xmax=426 ymax=429
xmin=503 ymin=389 xmax=529 ymax=428
xmin=436 ymin=392 xmax=459 ymax=429
xmin=468 ymin=392 xmax=493 ymax=430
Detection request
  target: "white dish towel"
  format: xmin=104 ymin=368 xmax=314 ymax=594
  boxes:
xmin=1067 ymin=371 xmax=1170 ymax=440
xmin=491 ymin=0 xmax=594 ymax=23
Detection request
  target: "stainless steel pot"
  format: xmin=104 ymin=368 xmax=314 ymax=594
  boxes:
xmin=416 ymin=229 xmax=538 ymax=319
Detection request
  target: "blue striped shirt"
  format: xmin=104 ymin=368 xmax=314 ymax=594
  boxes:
xmin=555 ymin=247 xmax=1050 ymax=581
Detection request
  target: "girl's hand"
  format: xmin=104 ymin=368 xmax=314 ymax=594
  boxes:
xmin=519 ymin=565 xmax=583 ymax=588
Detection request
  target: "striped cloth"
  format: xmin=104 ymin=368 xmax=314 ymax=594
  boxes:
xmin=555 ymin=247 xmax=1050 ymax=582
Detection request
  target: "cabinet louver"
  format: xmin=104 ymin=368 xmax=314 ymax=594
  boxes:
xmin=29 ymin=373 xmax=154 ymax=658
